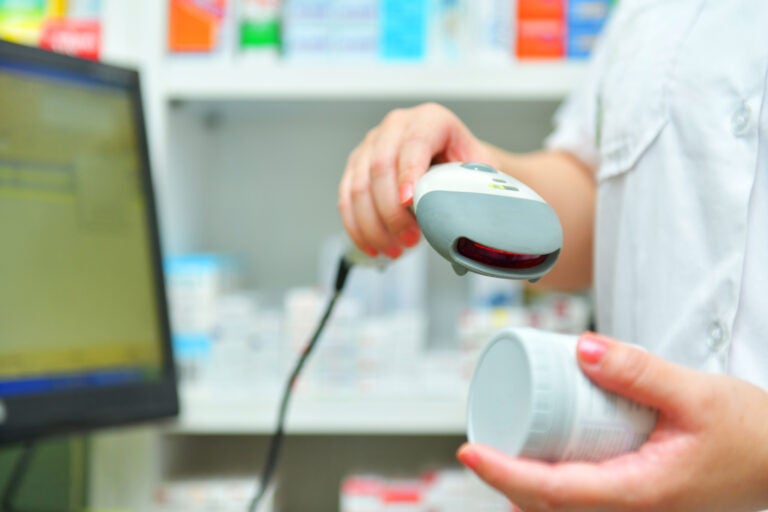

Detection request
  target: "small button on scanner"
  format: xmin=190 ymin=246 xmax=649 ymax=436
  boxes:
xmin=461 ymin=162 xmax=498 ymax=173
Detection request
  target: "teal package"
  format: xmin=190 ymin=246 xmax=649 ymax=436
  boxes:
xmin=379 ymin=0 xmax=428 ymax=61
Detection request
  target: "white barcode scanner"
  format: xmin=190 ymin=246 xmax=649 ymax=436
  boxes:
xmin=347 ymin=161 xmax=563 ymax=282
xmin=414 ymin=162 xmax=561 ymax=281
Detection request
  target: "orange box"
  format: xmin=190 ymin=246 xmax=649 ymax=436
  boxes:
xmin=168 ymin=0 xmax=226 ymax=53
xmin=516 ymin=19 xmax=565 ymax=59
xmin=518 ymin=0 xmax=565 ymax=20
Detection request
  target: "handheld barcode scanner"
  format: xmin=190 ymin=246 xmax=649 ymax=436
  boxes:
xmin=250 ymin=161 xmax=563 ymax=511
xmin=414 ymin=162 xmax=562 ymax=282
xmin=346 ymin=162 xmax=563 ymax=281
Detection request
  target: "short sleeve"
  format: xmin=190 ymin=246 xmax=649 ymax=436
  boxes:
xmin=544 ymin=7 xmax=624 ymax=173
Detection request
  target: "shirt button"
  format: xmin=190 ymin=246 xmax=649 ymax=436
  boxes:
xmin=731 ymin=105 xmax=752 ymax=136
xmin=707 ymin=320 xmax=729 ymax=352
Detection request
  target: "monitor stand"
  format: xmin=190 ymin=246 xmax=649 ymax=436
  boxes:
xmin=2 ymin=441 xmax=36 ymax=512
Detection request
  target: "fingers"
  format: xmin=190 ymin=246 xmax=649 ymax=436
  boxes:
xmin=339 ymin=134 xmax=377 ymax=256
xmin=457 ymin=443 xmax=629 ymax=511
xmin=369 ymin=120 xmax=420 ymax=246
xmin=339 ymin=103 xmax=479 ymax=257
xmin=576 ymin=332 xmax=699 ymax=415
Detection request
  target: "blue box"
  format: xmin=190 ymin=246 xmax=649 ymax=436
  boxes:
xmin=567 ymin=0 xmax=610 ymax=59
xmin=567 ymin=0 xmax=610 ymax=27
xmin=567 ymin=23 xmax=603 ymax=59
xmin=379 ymin=0 xmax=429 ymax=61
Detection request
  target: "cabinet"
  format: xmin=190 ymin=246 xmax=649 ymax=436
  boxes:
xmin=90 ymin=1 xmax=587 ymax=511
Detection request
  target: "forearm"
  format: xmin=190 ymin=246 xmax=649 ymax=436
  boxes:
xmin=481 ymin=145 xmax=596 ymax=291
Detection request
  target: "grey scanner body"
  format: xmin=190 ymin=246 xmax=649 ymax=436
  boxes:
xmin=413 ymin=163 xmax=563 ymax=282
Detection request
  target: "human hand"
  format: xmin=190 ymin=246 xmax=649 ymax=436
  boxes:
xmin=458 ymin=332 xmax=768 ymax=512
xmin=338 ymin=102 xmax=493 ymax=259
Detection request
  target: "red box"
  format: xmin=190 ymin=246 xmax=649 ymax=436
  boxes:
xmin=40 ymin=19 xmax=101 ymax=61
xmin=518 ymin=0 xmax=565 ymax=20
xmin=516 ymin=0 xmax=565 ymax=60
xmin=517 ymin=19 xmax=565 ymax=59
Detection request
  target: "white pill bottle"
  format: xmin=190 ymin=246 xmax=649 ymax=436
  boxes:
xmin=467 ymin=328 xmax=657 ymax=462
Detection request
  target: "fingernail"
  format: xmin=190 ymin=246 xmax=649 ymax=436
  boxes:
xmin=457 ymin=445 xmax=480 ymax=471
xmin=364 ymin=248 xmax=379 ymax=258
xmin=398 ymin=228 xmax=421 ymax=247
xmin=578 ymin=332 xmax=609 ymax=367
xmin=399 ymin=183 xmax=414 ymax=206
xmin=384 ymin=246 xmax=403 ymax=259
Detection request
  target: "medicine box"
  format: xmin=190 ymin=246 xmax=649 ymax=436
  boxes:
xmin=168 ymin=0 xmax=227 ymax=53
xmin=516 ymin=0 xmax=565 ymax=59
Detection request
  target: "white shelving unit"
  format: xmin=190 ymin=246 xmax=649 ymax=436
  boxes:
xmin=161 ymin=61 xmax=586 ymax=101
xmin=90 ymin=2 xmax=587 ymax=511
xmin=174 ymin=391 xmax=467 ymax=435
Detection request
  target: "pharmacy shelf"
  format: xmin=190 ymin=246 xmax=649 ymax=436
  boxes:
xmin=170 ymin=390 xmax=468 ymax=435
xmin=160 ymin=61 xmax=587 ymax=102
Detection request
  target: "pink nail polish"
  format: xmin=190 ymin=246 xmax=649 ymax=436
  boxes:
xmin=578 ymin=333 xmax=609 ymax=366
xmin=385 ymin=246 xmax=403 ymax=259
xmin=364 ymin=248 xmax=379 ymax=258
xmin=398 ymin=229 xmax=421 ymax=247
xmin=399 ymin=183 xmax=414 ymax=206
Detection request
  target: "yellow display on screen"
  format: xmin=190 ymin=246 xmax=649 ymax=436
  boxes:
xmin=0 ymin=65 xmax=164 ymax=387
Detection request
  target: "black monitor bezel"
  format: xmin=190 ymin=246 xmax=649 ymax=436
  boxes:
xmin=0 ymin=40 xmax=179 ymax=444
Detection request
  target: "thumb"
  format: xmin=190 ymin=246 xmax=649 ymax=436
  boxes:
xmin=576 ymin=332 xmax=697 ymax=415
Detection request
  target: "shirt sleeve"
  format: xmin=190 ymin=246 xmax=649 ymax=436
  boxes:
xmin=543 ymin=8 xmax=624 ymax=173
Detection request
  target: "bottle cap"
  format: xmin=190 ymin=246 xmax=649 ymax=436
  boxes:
xmin=467 ymin=328 xmax=575 ymax=461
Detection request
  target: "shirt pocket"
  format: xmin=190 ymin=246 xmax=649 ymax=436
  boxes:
xmin=596 ymin=0 xmax=702 ymax=180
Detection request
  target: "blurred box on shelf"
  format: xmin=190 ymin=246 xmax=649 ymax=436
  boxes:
xmin=282 ymin=0 xmax=378 ymax=62
xmin=237 ymin=0 xmax=281 ymax=59
xmin=39 ymin=17 xmax=100 ymax=60
xmin=154 ymin=477 xmax=273 ymax=512
xmin=284 ymin=286 xmax=427 ymax=398
xmin=319 ymin=234 xmax=427 ymax=316
xmin=516 ymin=0 xmax=565 ymax=59
xmin=566 ymin=21 xmax=600 ymax=59
xmin=206 ymin=291 xmax=286 ymax=399
xmin=463 ymin=0 xmax=514 ymax=64
xmin=341 ymin=469 xmax=514 ymax=512
xmin=164 ymin=254 xmax=239 ymax=384
xmin=0 ymin=0 xmax=48 ymax=45
xmin=379 ymin=0 xmax=429 ymax=61
xmin=168 ymin=0 xmax=229 ymax=53
xmin=429 ymin=0 xmax=462 ymax=63
xmin=65 ymin=0 xmax=100 ymax=18
xmin=566 ymin=0 xmax=611 ymax=59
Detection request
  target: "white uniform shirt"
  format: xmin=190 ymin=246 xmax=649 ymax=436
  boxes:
xmin=546 ymin=0 xmax=768 ymax=390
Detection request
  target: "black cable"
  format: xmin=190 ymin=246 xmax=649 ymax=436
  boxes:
xmin=248 ymin=256 xmax=353 ymax=512
xmin=1 ymin=440 xmax=36 ymax=512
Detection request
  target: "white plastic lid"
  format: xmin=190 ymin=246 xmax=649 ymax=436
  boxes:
xmin=467 ymin=328 xmax=575 ymax=461
xmin=467 ymin=332 xmax=533 ymax=456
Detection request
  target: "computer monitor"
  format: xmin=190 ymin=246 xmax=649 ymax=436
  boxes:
xmin=0 ymin=40 xmax=178 ymax=444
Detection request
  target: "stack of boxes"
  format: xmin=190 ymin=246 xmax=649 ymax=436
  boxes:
xmin=166 ymin=0 xmax=615 ymax=62
xmin=516 ymin=0 xmax=612 ymax=59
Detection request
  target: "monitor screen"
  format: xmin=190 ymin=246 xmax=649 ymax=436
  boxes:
xmin=0 ymin=41 xmax=178 ymax=443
